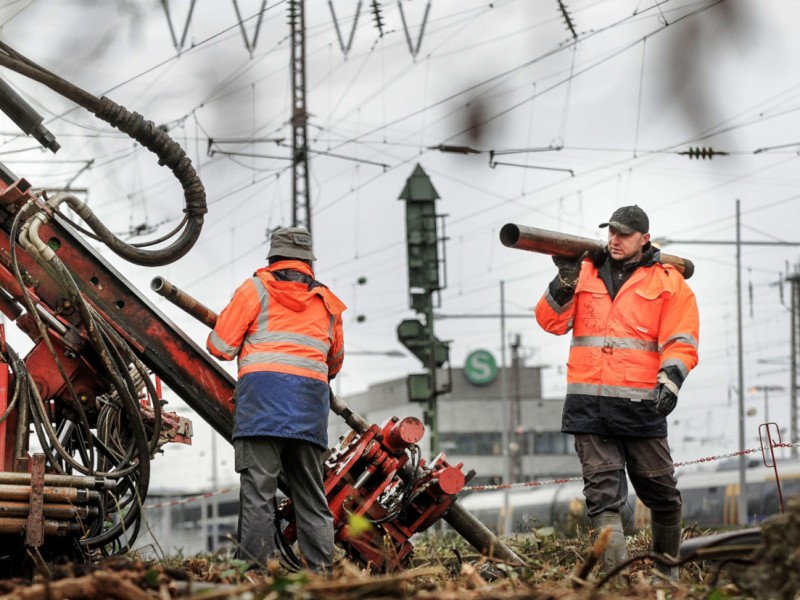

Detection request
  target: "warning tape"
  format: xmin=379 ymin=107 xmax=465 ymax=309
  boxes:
xmin=463 ymin=477 xmax=583 ymax=493
xmin=672 ymin=441 xmax=800 ymax=469
xmin=461 ymin=441 xmax=800 ymax=493
xmin=144 ymin=486 xmax=237 ymax=510
xmin=143 ymin=441 xmax=800 ymax=507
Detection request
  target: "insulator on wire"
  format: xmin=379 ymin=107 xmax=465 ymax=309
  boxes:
xmin=557 ymin=0 xmax=578 ymax=39
xmin=371 ymin=0 xmax=385 ymax=36
xmin=678 ymin=146 xmax=729 ymax=160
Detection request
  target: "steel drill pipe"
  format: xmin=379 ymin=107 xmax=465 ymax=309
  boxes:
xmin=0 ymin=484 xmax=101 ymax=504
xmin=151 ymin=276 xmax=218 ymax=328
xmin=397 ymin=461 xmax=525 ymax=566
xmin=0 ymin=472 xmax=116 ymax=491
xmin=499 ymin=223 xmax=695 ymax=279
xmin=0 ymin=517 xmax=83 ymax=536
xmin=0 ymin=500 xmax=96 ymax=520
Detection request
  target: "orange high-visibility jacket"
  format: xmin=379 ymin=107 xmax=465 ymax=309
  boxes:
xmin=536 ymin=259 xmax=698 ymax=435
xmin=207 ymin=260 xmax=346 ymax=383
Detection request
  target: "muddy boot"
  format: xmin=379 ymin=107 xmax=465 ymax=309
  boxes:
xmin=651 ymin=510 xmax=681 ymax=582
xmin=590 ymin=511 xmax=628 ymax=575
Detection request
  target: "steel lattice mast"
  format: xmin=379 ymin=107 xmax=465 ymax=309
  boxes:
xmin=288 ymin=0 xmax=311 ymax=233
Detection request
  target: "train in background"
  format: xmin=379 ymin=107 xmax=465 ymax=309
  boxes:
xmin=457 ymin=459 xmax=800 ymax=535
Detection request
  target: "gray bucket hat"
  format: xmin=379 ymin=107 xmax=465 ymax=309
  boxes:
xmin=267 ymin=227 xmax=316 ymax=261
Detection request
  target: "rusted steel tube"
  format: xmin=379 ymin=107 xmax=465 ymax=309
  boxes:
xmin=443 ymin=501 xmax=526 ymax=565
xmin=397 ymin=460 xmax=525 ymax=566
xmin=330 ymin=393 xmax=370 ymax=435
xmin=0 ymin=472 xmax=116 ymax=491
xmin=150 ymin=276 xmax=218 ymax=328
xmin=0 ymin=517 xmax=83 ymax=536
xmin=0 ymin=484 xmax=101 ymax=504
xmin=499 ymin=223 xmax=695 ymax=279
xmin=0 ymin=500 xmax=97 ymax=520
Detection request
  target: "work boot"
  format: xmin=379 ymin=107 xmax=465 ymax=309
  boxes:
xmin=590 ymin=511 xmax=628 ymax=575
xmin=651 ymin=510 xmax=682 ymax=582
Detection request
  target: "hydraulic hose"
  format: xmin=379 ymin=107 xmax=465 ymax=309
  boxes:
xmin=0 ymin=41 xmax=206 ymax=266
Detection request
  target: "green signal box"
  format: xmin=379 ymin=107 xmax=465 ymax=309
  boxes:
xmin=399 ymin=164 xmax=442 ymax=293
xmin=397 ymin=318 xmax=449 ymax=368
xmin=407 ymin=373 xmax=434 ymax=402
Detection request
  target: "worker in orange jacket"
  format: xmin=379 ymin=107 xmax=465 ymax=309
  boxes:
xmin=535 ymin=206 xmax=699 ymax=580
xmin=208 ymin=226 xmax=346 ymax=572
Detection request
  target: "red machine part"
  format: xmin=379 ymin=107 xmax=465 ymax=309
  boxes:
xmin=0 ymin=169 xmax=519 ymax=567
xmin=0 ymin=326 xmax=11 ymax=473
xmin=276 ymin=416 xmax=466 ymax=571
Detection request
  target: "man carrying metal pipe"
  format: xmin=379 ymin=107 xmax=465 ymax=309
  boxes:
xmin=534 ymin=206 xmax=700 ymax=580
xmin=206 ymin=227 xmax=346 ymax=573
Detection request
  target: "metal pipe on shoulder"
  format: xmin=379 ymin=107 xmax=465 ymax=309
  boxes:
xmin=499 ymin=223 xmax=695 ymax=279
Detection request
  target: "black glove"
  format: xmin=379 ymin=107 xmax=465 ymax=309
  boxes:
xmin=552 ymin=254 xmax=582 ymax=290
xmin=654 ymin=371 xmax=679 ymax=416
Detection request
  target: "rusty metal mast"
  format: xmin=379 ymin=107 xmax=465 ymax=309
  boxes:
xmin=288 ymin=0 xmax=311 ymax=233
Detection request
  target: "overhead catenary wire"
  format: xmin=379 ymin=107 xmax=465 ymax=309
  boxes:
xmin=1 ymin=2 xmax=796 ymax=441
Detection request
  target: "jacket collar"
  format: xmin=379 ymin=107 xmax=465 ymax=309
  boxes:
xmin=265 ymin=260 xmax=314 ymax=277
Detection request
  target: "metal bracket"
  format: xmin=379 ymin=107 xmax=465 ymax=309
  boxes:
xmin=25 ymin=453 xmax=46 ymax=548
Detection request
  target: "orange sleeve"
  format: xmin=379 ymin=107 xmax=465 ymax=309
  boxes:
xmin=658 ymin=275 xmax=699 ymax=381
xmin=207 ymin=278 xmax=261 ymax=361
xmin=327 ymin=312 xmax=345 ymax=379
xmin=535 ymin=288 xmax=575 ymax=336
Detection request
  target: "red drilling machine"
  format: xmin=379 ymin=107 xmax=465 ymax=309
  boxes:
xmin=0 ymin=43 xmax=520 ymax=575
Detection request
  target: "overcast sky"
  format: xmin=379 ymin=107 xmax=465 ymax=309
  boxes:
xmin=1 ymin=0 xmax=799 ymax=491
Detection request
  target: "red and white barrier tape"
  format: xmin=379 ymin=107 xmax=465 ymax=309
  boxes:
xmin=461 ymin=441 xmax=800 ymax=493
xmin=144 ymin=486 xmax=237 ymax=510
xmin=143 ymin=441 xmax=800 ymax=507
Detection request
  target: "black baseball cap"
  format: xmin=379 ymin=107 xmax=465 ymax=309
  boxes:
xmin=599 ymin=205 xmax=649 ymax=234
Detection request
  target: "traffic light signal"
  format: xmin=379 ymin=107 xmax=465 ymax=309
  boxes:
xmin=396 ymin=318 xmax=448 ymax=368
xmin=399 ymin=164 xmax=442 ymax=294
xmin=407 ymin=373 xmax=434 ymax=403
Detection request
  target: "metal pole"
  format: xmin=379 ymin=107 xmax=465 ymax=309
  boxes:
xmin=426 ymin=295 xmax=439 ymax=458
xmin=792 ymin=270 xmax=799 ymax=459
xmin=210 ymin=431 xmax=219 ymax=552
xmin=289 ymin=0 xmax=311 ymax=232
xmin=736 ymin=199 xmax=747 ymax=526
xmin=511 ymin=334 xmax=522 ymax=483
xmin=500 ymin=281 xmax=511 ymax=536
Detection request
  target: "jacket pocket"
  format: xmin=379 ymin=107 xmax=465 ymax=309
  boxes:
xmin=234 ymin=439 xmax=251 ymax=473
xmin=625 ymin=367 xmax=655 ymax=385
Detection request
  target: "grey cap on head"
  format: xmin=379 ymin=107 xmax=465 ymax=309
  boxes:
xmin=599 ymin=205 xmax=649 ymax=234
xmin=267 ymin=226 xmax=316 ymax=261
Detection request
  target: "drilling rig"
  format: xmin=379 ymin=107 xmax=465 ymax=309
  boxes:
xmin=0 ymin=43 xmax=520 ymax=574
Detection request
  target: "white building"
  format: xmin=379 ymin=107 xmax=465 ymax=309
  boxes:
xmin=330 ymin=363 xmax=581 ymax=487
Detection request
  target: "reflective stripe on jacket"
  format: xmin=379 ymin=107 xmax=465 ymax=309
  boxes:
xmin=535 ymin=259 xmax=699 ymax=436
xmin=207 ymin=260 xmax=346 ymax=382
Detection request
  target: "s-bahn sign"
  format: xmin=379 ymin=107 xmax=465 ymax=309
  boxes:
xmin=464 ymin=349 xmax=497 ymax=386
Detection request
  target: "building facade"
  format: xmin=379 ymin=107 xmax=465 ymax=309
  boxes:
xmin=330 ymin=364 xmax=581 ymax=487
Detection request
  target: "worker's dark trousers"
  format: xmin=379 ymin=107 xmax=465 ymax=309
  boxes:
xmin=234 ymin=436 xmax=334 ymax=572
xmin=573 ymin=434 xmax=682 ymax=517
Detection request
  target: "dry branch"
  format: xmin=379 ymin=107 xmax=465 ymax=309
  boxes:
xmin=0 ymin=571 xmax=154 ymax=600
xmin=571 ymin=526 xmax=611 ymax=585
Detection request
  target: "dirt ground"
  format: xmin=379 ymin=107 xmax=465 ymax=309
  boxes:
xmin=0 ymin=518 xmax=794 ymax=600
